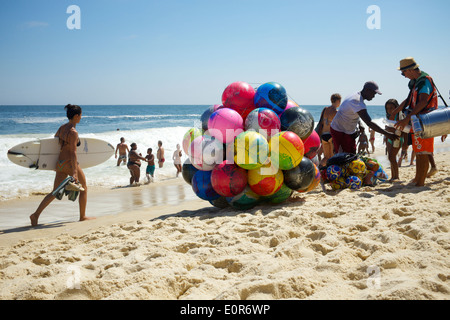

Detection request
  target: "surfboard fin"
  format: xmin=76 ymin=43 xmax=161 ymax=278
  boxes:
xmin=7 ymin=150 xmax=39 ymax=169
xmin=29 ymin=160 xmax=38 ymax=169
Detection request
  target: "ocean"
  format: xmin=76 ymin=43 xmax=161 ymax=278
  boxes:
xmin=0 ymin=104 xmax=446 ymax=201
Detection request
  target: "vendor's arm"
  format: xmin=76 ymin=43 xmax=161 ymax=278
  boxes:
xmin=357 ymin=109 xmax=397 ymax=141
xmin=394 ymin=93 xmax=429 ymax=131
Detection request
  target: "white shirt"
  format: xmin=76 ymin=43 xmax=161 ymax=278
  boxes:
xmin=330 ymin=92 xmax=366 ymax=134
xmin=173 ymin=149 xmax=182 ymax=164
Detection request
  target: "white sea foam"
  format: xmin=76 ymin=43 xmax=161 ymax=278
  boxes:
xmin=12 ymin=117 xmax=66 ymax=124
xmin=0 ymin=126 xmax=192 ymax=200
xmin=2 ymin=117 xmax=449 ymax=201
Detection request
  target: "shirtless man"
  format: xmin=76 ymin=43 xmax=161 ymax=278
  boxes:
xmin=157 ymin=140 xmax=165 ymax=168
xmin=317 ymin=93 xmax=341 ymax=165
xmin=115 ymin=137 xmax=130 ymax=166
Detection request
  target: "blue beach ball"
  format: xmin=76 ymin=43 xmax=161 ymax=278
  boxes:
xmin=326 ymin=165 xmax=343 ymax=181
xmin=192 ymin=170 xmax=221 ymax=201
xmin=254 ymin=82 xmax=288 ymax=115
xmin=345 ymin=176 xmax=362 ymax=190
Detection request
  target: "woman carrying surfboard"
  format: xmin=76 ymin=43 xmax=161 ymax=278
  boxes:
xmin=30 ymin=104 xmax=94 ymax=226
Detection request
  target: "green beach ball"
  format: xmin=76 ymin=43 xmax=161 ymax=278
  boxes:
xmin=182 ymin=127 xmax=202 ymax=155
xmin=226 ymin=185 xmax=260 ymax=210
xmin=262 ymin=183 xmax=293 ymax=204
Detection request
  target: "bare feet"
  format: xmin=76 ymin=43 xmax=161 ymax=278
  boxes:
xmin=30 ymin=213 xmax=38 ymax=227
xmin=80 ymin=217 xmax=96 ymax=222
xmin=427 ymin=167 xmax=437 ymax=178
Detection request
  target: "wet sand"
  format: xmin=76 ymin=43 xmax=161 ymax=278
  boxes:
xmin=0 ymin=177 xmax=206 ymax=245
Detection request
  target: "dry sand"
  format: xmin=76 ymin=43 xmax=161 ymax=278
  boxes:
xmin=0 ymin=152 xmax=449 ymax=300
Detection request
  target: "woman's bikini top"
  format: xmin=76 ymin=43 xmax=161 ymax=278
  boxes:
xmin=55 ymin=125 xmax=81 ymax=149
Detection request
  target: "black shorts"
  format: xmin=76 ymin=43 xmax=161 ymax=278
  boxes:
xmin=321 ymin=133 xmax=332 ymax=142
xmin=407 ymin=132 xmax=413 ymax=146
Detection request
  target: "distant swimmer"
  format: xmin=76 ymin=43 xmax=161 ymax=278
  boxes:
xmin=127 ymin=143 xmax=147 ymax=186
xmin=173 ymin=144 xmax=182 ymax=177
xmin=115 ymin=137 xmax=130 ymax=166
xmin=30 ymin=104 xmax=94 ymax=226
xmin=157 ymin=140 xmax=165 ymax=168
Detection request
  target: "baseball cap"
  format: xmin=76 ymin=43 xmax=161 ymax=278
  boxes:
xmin=363 ymin=81 xmax=382 ymax=95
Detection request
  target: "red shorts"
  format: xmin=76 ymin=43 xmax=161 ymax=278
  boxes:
xmin=330 ymin=127 xmax=356 ymax=154
xmin=412 ymin=134 xmax=434 ymax=154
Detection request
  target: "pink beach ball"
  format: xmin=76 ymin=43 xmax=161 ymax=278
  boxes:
xmin=207 ymin=107 xmax=244 ymax=144
xmin=189 ymin=135 xmax=223 ymax=171
xmin=285 ymin=99 xmax=299 ymax=111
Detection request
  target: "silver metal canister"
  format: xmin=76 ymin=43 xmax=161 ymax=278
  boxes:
xmin=411 ymin=108 xmax=450 ymax=139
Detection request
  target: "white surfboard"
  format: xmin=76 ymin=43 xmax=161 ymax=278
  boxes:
xmin=7 ymin=137 xmax=115 ymax=170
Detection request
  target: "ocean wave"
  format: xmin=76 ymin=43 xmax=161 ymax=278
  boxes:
xmin=8 ymin=114 xmax=201 ymax=124
xmin=90 ymin=114 xmax=201 ymax=120
xmin=11 ymin=117 xmax=66 ymax=124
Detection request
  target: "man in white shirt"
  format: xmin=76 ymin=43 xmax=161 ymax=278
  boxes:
xmin=330 ymin=81 xmax=396 ymax=154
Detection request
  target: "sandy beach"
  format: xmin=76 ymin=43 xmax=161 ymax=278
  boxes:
xmin=0 ymin=151 xmax=449 ymax=300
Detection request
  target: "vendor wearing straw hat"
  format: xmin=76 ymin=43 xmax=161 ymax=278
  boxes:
xmin=392 ymin=57 xmax=439 ymax=186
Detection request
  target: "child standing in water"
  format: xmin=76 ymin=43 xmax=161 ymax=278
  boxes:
xmin=357 ymin=127 xmax=370 ymax=154
xmin=145 ymin=148 xmax=155 ymax=183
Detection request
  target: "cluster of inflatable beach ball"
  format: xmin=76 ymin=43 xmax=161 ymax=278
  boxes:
xmin=181 ymin=81 xmax=322 ymax=210
xmin=321 ymin=154 xmax=389 ymax=190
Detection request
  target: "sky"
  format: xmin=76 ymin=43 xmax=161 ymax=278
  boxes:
xmin=0 ymin=0 xmax=449 ymax=106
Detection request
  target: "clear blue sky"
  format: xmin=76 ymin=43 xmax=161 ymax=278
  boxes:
xmin=0 ymin=0 xmax=449 ymax=106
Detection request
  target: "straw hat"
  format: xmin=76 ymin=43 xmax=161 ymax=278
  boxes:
xmin=398 ymin=57 xmax=420 ymax=71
